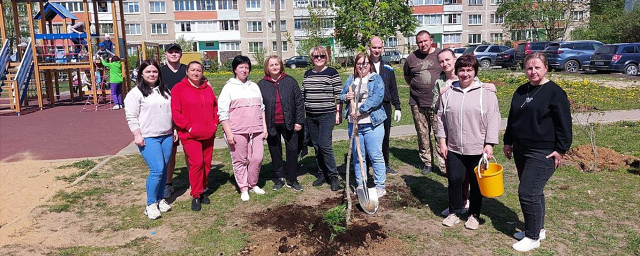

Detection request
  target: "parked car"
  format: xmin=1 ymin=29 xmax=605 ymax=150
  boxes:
xmin=382 ymin=50 xmax=402 ymax=64
xmin=285 ymin=56 xmax=310 ymax=69
xmin=589 ymin=43 xmax=640 ymax=75
xmin=514 ymin=41 xmax=552 ymax=68
xmin=542 ymin=40 xmax=603 ymax=73
xmin=463 ymin=44 xmax=511 ymax=68
xmin=452 ymin=47 xmax=466 ymax=58
xmin=495 ymin=48 xmax=516 ymax=69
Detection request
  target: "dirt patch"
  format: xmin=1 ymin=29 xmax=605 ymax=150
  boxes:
xmin=565 ymin=144 xmax=639 ymax=172
xmin=244 ymin=197 xmax=404 ymax=256
xmin=568 ymin=98 xmax=597 ymax=112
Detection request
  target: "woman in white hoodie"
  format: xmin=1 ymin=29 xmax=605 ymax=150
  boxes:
xmin=436 ymin=55 xmax=501 ymax=230
xmin=124 ymin=60 xmax=175 ymax=220
xmin=218 ymin=55 xmax=268 ymax=201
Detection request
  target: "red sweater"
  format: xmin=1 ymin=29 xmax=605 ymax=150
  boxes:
xmin=171 ymin=77 xmax=219 ymax=141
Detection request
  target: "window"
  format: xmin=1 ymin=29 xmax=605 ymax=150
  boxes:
xmin=294 ymin=19 xmax=308 ymax=29
xmin=177 ymin=22 xmax=192 ymax=32
xmin=490 ymin=0 xmax=502 ymax=4
xmin=384 ymin=37 xmax=398 ymax=47
xmin=468 ymin=34 xmax=482 ymax=44
xmin=175 ymin=0 xmax=215 ymax=11
xmin=218 ymin=0 xmax=238 ymax=10
xmin=490 ymin=33 xmax=503 ymax=43
xmin=272 ymin=41 xmax=288 ymax=52
xmin=270 ymin=20 xmax=287 ymax=31
xmin=52 ymin=24 xmax=64 ymax=34
xmin=413 ymin=0 xmax=443 ymax=5
xmin=97 ymin=2 xmax=109 ymax=12
xmin=246 ymin=0 xmax=261 ymax=10
xmin=416 ymin=15 xmax=442 ymax=25
xmin=248 ymin=42 xmax=264 ymax=53
xmin=270 ymin=0 xmax=286 ymax=10
xmin=149 ymin=1 xmax=166 ymax=13
xmin=443 ymin=33 xmax=461 ymax=43
xmin=151 ymin=23 xmax=168 ymax=34
xmin=445 ymin=0 xmax=461 ymax=4
xmin=571 ymin=11 xmax=584 ymax=21
xmin=220 ymin=42 xmax=240 ymax=51
xmin=445 ymin=14 xmax=461 ymax=24
xmin=125 ymin=24 xmax=142 ymax=35
xmin=60 ymin=2 xmax=84 ymax=12
xmin=468 ymin=14 xmax=482 ymax=25
xmin=220 ymin=20 xmax=239 ymax=30
xmin=123 ymin=2 xmax=140 ymax=13
xmin=99 ymin=24 xmax=114 ymax=34
xmin=469 ymin=0 xmax=482 ymax=5
xmin=247 ymin=21 xmax=263 ymax=32
xmin=490 ymin=14 xmax=504 ymax=24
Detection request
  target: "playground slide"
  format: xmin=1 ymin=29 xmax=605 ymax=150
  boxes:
xmin=0 ymin=39 xmax=10 ymax=78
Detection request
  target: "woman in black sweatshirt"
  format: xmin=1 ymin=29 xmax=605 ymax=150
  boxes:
xmin=503 ymin=52 xmax=572 ymax=252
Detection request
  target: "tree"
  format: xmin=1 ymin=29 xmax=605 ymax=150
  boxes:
xmin=296 ymin=6 xmax=332 ymax=56
xmin=1 ymin=1 xmax=33 ymax=47
xmin=497 ymin=0 xmax=588 ymax=41
xmin=175 ymin=35 xmax=195 ymax=52
xmin=571 ymin=0 xmax=640 ymax=43
xmin=330 ymin=0 xmax=418 ymax=51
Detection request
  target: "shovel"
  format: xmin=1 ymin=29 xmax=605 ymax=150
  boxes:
xmin=349 ymin=82 xmax=378 ymax=214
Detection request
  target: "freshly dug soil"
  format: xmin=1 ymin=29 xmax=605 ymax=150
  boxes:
xmin=565 ymin=144 xmax=639 ymax=172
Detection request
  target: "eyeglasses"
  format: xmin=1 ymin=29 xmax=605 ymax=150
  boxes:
xmin=356 ymin=62 xmax=370 ymax=67
xmin=312 ymin=54 xmax=327 ymax=59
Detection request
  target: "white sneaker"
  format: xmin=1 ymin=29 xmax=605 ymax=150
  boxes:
xmin=158 ymin=199 xmax=172 ymax=213
xmin=144 ymin=202 xmax=161 ymax=220
xmin=512 ymin=237 xmax=540 ymax=252
xmin=250 ymin=186 xmax=265 ymax=195
xmin=514 ymin=229 xmax=546 ymax=240
xmin=163 ymin=185 xmax=174 ymax=199
xmin=240 ymin=191 xmax=250 ymax=201
xmin=442 ymin=213 xmax=460 ymax=227
xmin=111 ymin=105 xmax=121 ymax=110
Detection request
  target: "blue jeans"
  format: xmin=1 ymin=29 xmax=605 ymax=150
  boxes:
xmin=348 ymin=122 xmax=386 ymax=189
xmin=138 ymin=134 xmax=173 ymax=205
xmin=513 ymin=144 xmax=556 ymax=240
xmin=306 ymin=112 xmax=338 ymax=177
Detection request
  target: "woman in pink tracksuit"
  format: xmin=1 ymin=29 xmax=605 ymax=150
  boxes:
xmin=218 ymin=55 xmax=267 ymax=201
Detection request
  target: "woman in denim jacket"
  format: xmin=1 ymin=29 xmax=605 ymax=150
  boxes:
xmin=341 ymin=52 xmax=388 ymax=198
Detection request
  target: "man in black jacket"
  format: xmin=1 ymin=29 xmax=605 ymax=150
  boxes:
xmin=369 ymin=36 xmax=402 ymax=175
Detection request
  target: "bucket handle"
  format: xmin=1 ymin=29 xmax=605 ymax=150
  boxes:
xmin=476 ymin=153 xmax=498 ymax=178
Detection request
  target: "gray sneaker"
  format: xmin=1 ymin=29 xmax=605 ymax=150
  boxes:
xmin=273 ymin=178 xmax=285 ymax=191
xmin=465 ymin=215 xmax=479 ymax=230
xmin=386 ymin=166 xmax=398 ymax=175
xmin=285 ymin=180 xmax=303 ymax=192
xmin=442 ymin=213 xmax=460 ymax=227
xmin=376 ymin=187 xmax=387 ymax=199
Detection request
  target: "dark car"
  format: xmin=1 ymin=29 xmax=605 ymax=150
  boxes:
xmin=495 ymin=48 xmax=516 ymax=68
xmin=381 ymin=50 xmax=401 ymax=64
xmin=463 ymin=44 xmax=511 ymax=68
xmin=542 ymin=40 xmax=603 ymax=73
xmin=514 ymin=41 xmax=552 ymax=68
xmin=589 ymin=43 xmax=640 ymax=75
xmin=285 ymin=56 xmax=310 ymax=69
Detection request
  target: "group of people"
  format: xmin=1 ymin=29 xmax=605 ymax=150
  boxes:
xmin=404 ymin=30 xmax=572 ymax=252
xmin=125 ymin=29 xmax=572 ymax=253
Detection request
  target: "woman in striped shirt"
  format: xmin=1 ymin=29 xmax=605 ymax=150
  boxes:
xmin=301 ymin=46 xmax=343 ymax=191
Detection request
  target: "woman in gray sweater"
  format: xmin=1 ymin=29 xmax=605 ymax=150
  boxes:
xmin=124 ymin=60 xmax=176 ymax=220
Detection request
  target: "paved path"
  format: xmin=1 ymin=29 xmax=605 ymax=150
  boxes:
xmin=116 ymin=109 xmax=640 ymax=156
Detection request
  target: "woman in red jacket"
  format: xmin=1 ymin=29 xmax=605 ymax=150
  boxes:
xmin=171 ymin=61 xmax=219 ymax=211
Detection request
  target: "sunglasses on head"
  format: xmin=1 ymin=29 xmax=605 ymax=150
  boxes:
xmin=312 ymin=54 xmax=327 ymax=59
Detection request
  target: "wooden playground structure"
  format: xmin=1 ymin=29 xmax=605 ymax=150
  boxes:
xmin=0 ymin=0 xmax=131 ymax=115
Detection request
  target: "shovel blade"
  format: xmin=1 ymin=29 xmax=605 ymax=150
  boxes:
xmin=356 ymin=187 xmax=379 ymax=214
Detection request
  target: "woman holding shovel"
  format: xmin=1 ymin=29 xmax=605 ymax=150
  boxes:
xmin=436 ymin=55 xmax=501 ymax=230
xmin=341 ymin=52 xmax=387 ymax=199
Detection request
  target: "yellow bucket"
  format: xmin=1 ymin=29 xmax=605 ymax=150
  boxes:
xmin=474 ymin=159 xmax=504 ymax=198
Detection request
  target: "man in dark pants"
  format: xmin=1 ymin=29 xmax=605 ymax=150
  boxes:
xmin=369 ymin=36 xmax=402 ymax=175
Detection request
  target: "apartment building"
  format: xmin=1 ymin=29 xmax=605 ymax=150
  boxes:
xmin=46 ymin=0 xmax=589 ymax=64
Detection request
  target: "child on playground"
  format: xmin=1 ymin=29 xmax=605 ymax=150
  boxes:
xmin=101 ymin=55 xmax=123 ymax=109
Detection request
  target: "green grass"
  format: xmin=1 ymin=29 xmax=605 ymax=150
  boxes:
xmin=34 ymin=120 xmax=640 ymax=255
xmin=55 ymin=159 xmax=98 ymax=183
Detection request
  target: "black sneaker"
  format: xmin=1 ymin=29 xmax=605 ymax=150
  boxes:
xmin=200 ymin=194 xmax=210 ymax=204
xmin=191 ymin=198 xmax=201 ymax=211
xmin=421 ymin=166 xmax=432 ymax=175
xmin=312 ymin=176 xmax=326 ymax=187
xmin=273 ymin=178 xmax=285 ymax=191
xmin=285 ymin=180 xmax=303 ymax=191
xmin=386 ymin=166 xmax=399 ymax=175
xmin=329 ymin=177 xmax=341 ymax=191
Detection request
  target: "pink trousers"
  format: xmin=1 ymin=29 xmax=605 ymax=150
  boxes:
xmin=227 ymin=132 xmax=264 ymax=192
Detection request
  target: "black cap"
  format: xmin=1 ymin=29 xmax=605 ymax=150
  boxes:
xmin=166 ymin=43 xmax=182 ymax=51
